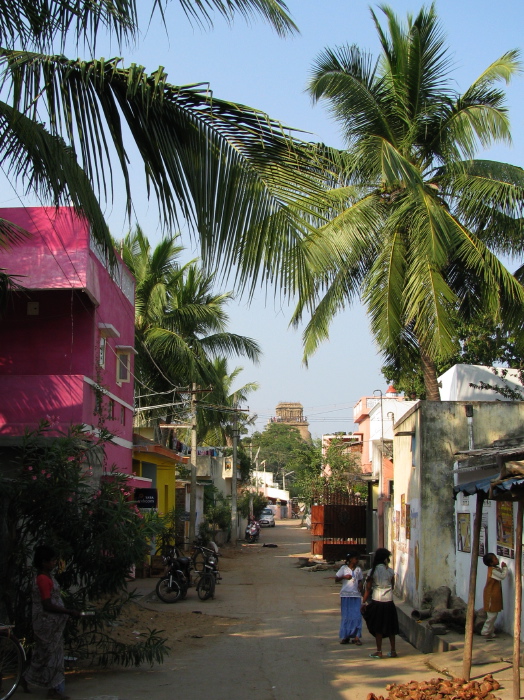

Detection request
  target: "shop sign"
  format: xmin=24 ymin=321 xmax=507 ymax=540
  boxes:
xmin=134 ymin=488 xmax=158 ymax=508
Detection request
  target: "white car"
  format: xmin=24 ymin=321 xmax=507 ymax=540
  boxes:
xmin=259 ymin=508 xmax=276 ymax=527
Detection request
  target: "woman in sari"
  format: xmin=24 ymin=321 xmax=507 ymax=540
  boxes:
xmin=23 ymin=546 xmax=79 ymax=699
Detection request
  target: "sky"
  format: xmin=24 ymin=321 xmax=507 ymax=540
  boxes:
xmin=3 ymin=0 xmax=524 ymax=438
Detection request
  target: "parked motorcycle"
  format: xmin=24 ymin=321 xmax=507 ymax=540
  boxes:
xmin=245 ymin=519 xmax=260 ymax=543
xmin=156 ymin=548 xmax=192 ymax=603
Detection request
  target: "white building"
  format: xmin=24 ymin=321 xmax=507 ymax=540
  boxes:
xmin=439 ymin=364 xmax=523 ymax=401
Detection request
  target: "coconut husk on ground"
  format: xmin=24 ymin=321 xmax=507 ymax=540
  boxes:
xmin=366 ymin=674 xmax=502 ymax=700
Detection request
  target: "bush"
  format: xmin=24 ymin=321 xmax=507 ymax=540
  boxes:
xmin=237 ymin=491 xmax=268 ymax=520
xmin=0 ymin=420 xmax=169 ymax=666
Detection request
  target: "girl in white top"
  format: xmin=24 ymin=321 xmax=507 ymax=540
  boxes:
xmin=335 ymin=552 xmax=363 ymax=644
xmin=361 ymin=548 xmax=399 ymax=658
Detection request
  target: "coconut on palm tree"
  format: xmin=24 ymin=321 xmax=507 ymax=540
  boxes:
xmin=289 ymin=4 xmax=524 ymax=399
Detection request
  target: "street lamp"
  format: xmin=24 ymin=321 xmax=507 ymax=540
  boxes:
xmin=231 ymin=423 xmax=241 ymax=542
xmin=282 ymin=470 xmax=295 ymax=491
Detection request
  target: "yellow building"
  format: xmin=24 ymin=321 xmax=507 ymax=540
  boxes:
xmin=132 ymin=434 xmax=189 ymax=515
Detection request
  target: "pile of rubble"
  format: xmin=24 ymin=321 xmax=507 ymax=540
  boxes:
xmin=367 ymin=675 xmax=501 ymax=700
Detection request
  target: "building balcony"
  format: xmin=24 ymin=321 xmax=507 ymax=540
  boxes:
xmin=353 ymin=397 xmax=380 ymax=423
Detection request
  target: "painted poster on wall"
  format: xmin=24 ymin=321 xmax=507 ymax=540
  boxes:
xmin=405 ymin=504 xmax=411 ymax=540
xmin=496 ymin=501 xmax=514 ymax=558
xmin=457 ymin=512 xmax=471 ymax=552
xmin=478 ymin=512 xmax=489 ymax=558
xmin=401 ymin=494 xmax=406 ymax=527
xmin=395 ymin=511 xmax=400 ymax=541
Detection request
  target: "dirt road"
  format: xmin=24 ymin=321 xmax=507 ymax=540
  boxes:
xmin=35 ymin=520 xmax=451 ymax=700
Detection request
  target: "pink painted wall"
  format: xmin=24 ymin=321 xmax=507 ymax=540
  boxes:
xmin=0 ymin=207 xmax=135 ymax=473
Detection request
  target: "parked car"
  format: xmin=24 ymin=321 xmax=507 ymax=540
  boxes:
xmin=259 ymin=508 xmax=276 ymax=527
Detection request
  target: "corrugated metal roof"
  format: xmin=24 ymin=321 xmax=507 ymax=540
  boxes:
xmin=454 ymin=475 xmax=524 ymax=499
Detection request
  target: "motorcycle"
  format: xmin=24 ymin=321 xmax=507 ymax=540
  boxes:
xmin=245 ymin=519 xmax=260 ymax=543
xmin=156 ymin=547 xmax=192 ymax=603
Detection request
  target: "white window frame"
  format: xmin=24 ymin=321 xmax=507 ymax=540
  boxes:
xmin=99 ymin=336 xmax=107 ymax=368
xmin=116 ymin=352 xmax=131 ymax=384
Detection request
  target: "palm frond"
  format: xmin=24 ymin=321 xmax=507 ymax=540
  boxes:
xmin=0 ymin=0 xmax=138 ymax=50
xmin=0 ymin=99 xmax=113 ymax=254
xmin=174 ymin=0 xmax=298 ymax=36
xmin=1 ymin=50 xmax=326 ymax=286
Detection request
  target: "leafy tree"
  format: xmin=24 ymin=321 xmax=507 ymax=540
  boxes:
xmin=290 ymin=4 xmax=524 ymax=400
xmin=246 ymin=422 xmax=310 ymax=475
xmin=237 ymin=491 xmax=268 ymax=520
xmin=0 ymin=420 xmax=168 ymax=666
xmin=294 ymin=438 xmax=364 ymax=507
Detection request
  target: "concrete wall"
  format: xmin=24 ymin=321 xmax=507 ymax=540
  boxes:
xmin=392 ymin=400 xmax=524 ymax=624
xmin=454 ymin=492 xmax=524 ymax=637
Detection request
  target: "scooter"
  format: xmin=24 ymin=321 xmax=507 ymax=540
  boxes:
xmin=245 ymin=519 xmax=260 ymax=543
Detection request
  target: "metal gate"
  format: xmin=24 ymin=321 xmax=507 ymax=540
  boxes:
xmin=311 ymin=489 xmax=367 ymax=560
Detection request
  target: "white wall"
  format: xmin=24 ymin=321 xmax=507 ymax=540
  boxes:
xmin=454 ymin=493 xmax=522 ymax=636
xmin=439 ymin=364 xmax=523 ymax=401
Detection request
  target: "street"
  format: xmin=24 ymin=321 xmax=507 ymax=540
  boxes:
xmin=28 ymin=521 xmax=449 ymax=700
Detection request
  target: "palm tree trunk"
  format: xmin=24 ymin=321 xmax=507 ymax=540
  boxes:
xmin=420 ymin=350 xmax=441 ymax=401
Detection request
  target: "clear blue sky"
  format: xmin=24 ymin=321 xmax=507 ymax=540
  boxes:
xmin=2 ymin=1 xmax=524 ymax=437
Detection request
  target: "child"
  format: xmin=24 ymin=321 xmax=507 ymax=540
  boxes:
xmin=481 ymin=552 xmax=508 ymax=639
xmin=335 ymin=551 xmax=363 ymax=645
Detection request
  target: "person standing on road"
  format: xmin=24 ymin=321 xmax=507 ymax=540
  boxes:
xmin=23 ymin=545 xmax=80 ymax=700
xmin=361 ymin=547 xmax=399 ymax=658
xmin=481 ymin=552 xmax=508 ymax=639
xmin=335 ymin=552 xmax=363 ymax=645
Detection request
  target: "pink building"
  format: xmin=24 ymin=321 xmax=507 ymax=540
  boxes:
xmin=0 ymin=207 xmax=138 ymax=478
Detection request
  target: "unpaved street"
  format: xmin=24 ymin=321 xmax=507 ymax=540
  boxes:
xmin=35 ymin=520 xmax=448 ymax=700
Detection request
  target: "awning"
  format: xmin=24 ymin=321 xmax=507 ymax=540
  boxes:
xmin=454 ymin=475 xmax=524 ymax=500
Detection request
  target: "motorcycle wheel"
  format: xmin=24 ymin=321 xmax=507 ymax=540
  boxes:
xmin=196 ymin=573 xmax=215 ymax=601
xmin=192 ymin=551 xmax=206 ymax=572
xmin=156 ymin=577 xmax=182 ymax=603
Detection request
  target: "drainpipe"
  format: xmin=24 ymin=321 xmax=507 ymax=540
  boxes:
xmin=465 ymin=404 xmax=474 ymax=450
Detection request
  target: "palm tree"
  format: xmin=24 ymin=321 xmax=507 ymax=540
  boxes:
xmin=121 ymin=228 xmax=261 ymax=417
xmin=288 ymin=4 xmax=524 ymax=400
xmin=197 ymin=358 xmax=259 ymax=446
xmin=0 ymin=0 xmax=325 ymax=276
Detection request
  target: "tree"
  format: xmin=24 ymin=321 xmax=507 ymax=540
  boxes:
xmin=197 ymin=358 xmax=259 ymax=445
xmin=121 ymin=228 xmax=261 ymax=441
xmin=382 ymin=313 xmax=524 ymax=399
xmin=246 ymin=423 xmax=310 ymax=476
xmin=0 ymin=420 xmax=168 ymax=666
xmin=290 ymin=4 xmax=524 ymax=400
xmin=294 ymin=438 xmax=364 ymax=507
xmin=0 ymin=0 xmax=328 ymax=282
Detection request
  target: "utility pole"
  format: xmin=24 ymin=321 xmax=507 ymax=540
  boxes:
xmin=188 ymin=383 xmax=198 ymax=546
xmin=231 ymin=412 xmax=240 ymax=543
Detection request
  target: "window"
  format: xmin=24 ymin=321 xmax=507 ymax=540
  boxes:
xmin=99 ymin=336 xmax=106 ymax=367
xmin=116 ymin=352 xmax=130 ymax=383
xmin=120 ymin=406 xmax=126 ymax=425
xmin=108 ymin=399 xmax=115 ymax=420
